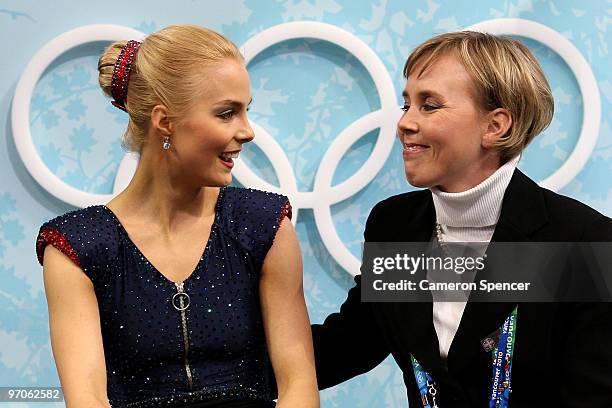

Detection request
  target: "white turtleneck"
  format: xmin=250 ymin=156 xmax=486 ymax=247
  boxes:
xmin=430 ymin=155 xmax=519 ymax=360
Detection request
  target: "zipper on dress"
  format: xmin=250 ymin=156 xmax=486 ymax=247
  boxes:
xmin=173 ymin=282 xmax=194 ymax=389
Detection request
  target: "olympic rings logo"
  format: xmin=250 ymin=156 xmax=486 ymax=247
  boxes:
xmin=12 ymin=20 xmax=601 ymax=276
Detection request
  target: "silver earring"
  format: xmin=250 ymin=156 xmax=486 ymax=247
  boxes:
xmin=162 ymin=136 xmax=171 ymax=150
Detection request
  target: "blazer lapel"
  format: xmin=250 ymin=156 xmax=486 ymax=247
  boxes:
xmin=386 ymin=191 xmax=448 ymax=378
xmin=447 ymin=169 xmax=548 ymax=372
xmin=392 ymin=300 xmax=449 ymax=379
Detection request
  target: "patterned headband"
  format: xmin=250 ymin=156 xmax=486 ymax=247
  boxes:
xmin=110 ymin=40 xmax=141 ymax=112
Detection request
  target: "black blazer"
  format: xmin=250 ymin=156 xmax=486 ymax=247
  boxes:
xmin=312 ymin=169 xmax=612 ymax=407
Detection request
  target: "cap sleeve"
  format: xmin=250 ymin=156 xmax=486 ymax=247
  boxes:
xmin=221 ymin=188 xmax=292 ymax=266
xmin=36 ymin=225 xmax=82 ymax=268
xmin=36 ymin=207 xmax=104 ymax=281
xmin=278 ymin=199 xmax=293 ymax=226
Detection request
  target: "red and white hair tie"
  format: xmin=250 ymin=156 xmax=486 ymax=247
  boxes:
xmin=110 ymin=40 xmax=141 ymax=112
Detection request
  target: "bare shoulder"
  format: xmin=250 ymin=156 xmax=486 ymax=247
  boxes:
xmin=262 ymin=217 xmax=302 ymax=281
xmin=43 ymin=245 xmax=94 ymax=290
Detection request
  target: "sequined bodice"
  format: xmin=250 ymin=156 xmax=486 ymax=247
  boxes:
xmin=37 ymin=187 xmax=291 ymax=408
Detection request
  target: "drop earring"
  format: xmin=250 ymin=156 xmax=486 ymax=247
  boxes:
xmin=162 ymin=136 xmax=171 ymax=150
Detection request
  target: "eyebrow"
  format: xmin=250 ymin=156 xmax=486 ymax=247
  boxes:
xmin=401 ymin=89 xmax=444 ymax=100
xmin=213 ymin=98 xmax=253 ymax=108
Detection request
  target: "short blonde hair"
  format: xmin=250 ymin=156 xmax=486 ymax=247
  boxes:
xmin=98 ymin=25 xmax=243 ymax=151
xmin=404 ymin=31 xmax=554 ymax=163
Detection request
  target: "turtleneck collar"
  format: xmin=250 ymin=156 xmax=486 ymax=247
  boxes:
xmin=430 ymin=155 xmax=520 ymax=228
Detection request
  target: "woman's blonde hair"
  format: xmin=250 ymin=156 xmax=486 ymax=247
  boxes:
xmin=404 ymin=31 xmax=554 ymax=163
xmin=98 ymin=25 xmax=243 ymax=151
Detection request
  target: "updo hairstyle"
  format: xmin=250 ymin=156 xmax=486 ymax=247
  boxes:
xmin=98 ymin=25 xmax=243 ymax=151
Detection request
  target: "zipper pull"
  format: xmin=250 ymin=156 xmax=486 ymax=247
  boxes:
xmin=172 ymin=281 xmax=191 ymax=311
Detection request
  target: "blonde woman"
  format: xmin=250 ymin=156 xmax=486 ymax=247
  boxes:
xmin=312 ymin=32 xmax=612 ymax=407
xmin=37 ymin=25 xmax=318 ymax=408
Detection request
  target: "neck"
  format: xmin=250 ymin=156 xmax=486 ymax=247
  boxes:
xmin=107 ymin=146 xmax=218 ymax=234
xmin=437 ymin=153 xmax=502 ymax=193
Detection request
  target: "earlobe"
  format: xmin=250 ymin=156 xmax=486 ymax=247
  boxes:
xmin=151 ymin=105 xmax=173 ymax=136
xmin=482 ymin=108 xmax=512 ymax=149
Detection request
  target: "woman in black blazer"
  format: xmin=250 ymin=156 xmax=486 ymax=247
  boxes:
xmin=311 ymin=31 xmax=612 ymax=407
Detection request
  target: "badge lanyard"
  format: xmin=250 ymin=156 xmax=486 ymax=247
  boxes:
xmin=411 ymin=306 xmax=518 ymax=408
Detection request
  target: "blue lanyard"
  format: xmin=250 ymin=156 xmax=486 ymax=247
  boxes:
xmin=490 ymin=308 xmax=517 ymax=407
xmin=411 ymin=306 xmax=518 ymax=408
xmin=411 ymin=355 xmax=436 ymax=408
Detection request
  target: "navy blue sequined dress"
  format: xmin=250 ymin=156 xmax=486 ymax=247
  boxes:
xmin=36 ymin=187 xmax=292 ymax=408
